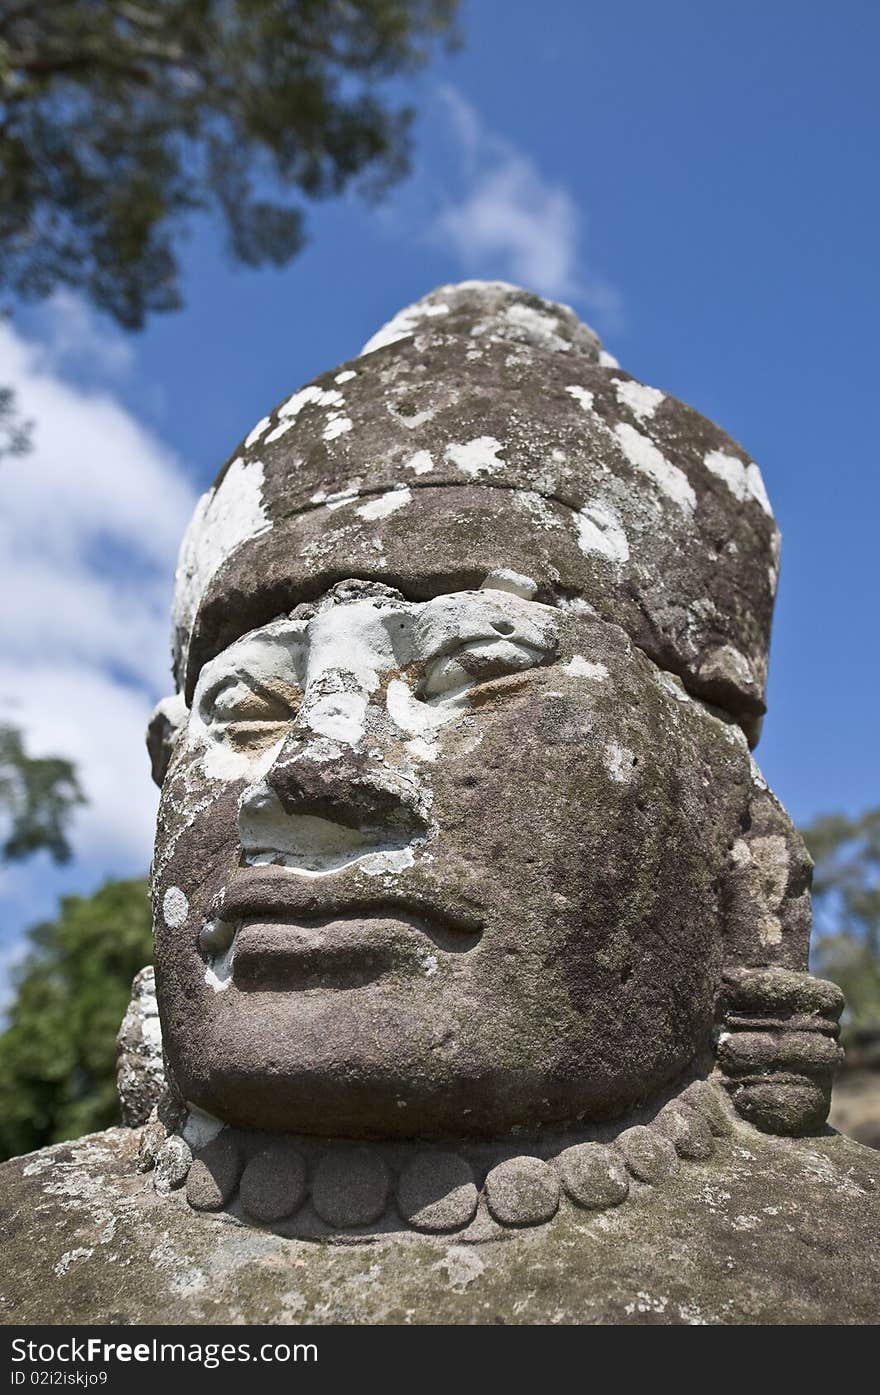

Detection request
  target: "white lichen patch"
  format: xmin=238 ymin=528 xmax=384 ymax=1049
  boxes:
xmin=356 ymin=486 xmax=412 ymax=521
xmin=404 ymin=450 xmax=434 ymax=474
xmin=245 ymin=415 xmax=271 ymax=448
xmin=612 ymin=378 xmax=665 ymax=421
xmin=386 ymin=677 xmax=467 ymax=762
xmin=516 ymin=489 xmax=561 ymax=530
xmin=557 ymin=595 xmax=599 ymax=618
xmin=357 ymin=847 xmax=417 ymax=877
xmin=264 ymin=417 xmax=296 ymax=444
xmin=360 ymin=300 xmax=450 ymax=356
xmin=604 ymin=741 xmax=634 ymax=783
xmin=439 ymin=1245 xmax=485 ymax=1292
xmin=54 ymin=1248 xmax=93 ymax=1278
xmin=614 ymin=423 xmax=696 ymax=514
xmin=323 ymin=413 xmax=353 ymax=441
xmin=576 ymin=501 xmax=630 ymax=563
xmin=162 ymin=886 xmax=189 ymax=929
xmin=654 ymin=670 xmax=691 ymax=703
xmin=205 ymin=940 xmax=234 ymax=992
xmin=599 ymin=349 xmax=620 ymax=369
xmin=313 ymin=477 xmax=363 ymax=511
xmin=503 ymin=302 xmax=571 ymax=352
xmin=388 ymin=402 xmax=436 ymax=430
xmin=566 ymin=384 xmax=595 ymax=413
xmin=279 ymin=383 xmax=344 ymax=421
xmin=181 ymin=1106 xmax=225 ymax=1150
xmin=704 ymin=449 xmax=773 ymax=516
xmin=335 ymin=369 xmax=357 ymax=384
xmin=563 ymin=656 xmax=609 ymax=680
xmin=445 ymin=436 xmax=506 ymax=478
xmin=173 ymin=456 xmax=270 ymax=672
xmin=480 ymin=568 xmax=538 ymax=600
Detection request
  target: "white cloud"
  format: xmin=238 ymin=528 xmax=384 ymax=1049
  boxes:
xmin=431 ymin=87 xmax=619 ymax=318
xmin=0 ymin=304 xmax=196 ymax=870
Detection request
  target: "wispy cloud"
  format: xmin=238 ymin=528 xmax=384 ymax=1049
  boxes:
xmin=0 ymin=302 xmax=196 ymax=873
xmin=430 ymin=87 xmax=619 ymax=320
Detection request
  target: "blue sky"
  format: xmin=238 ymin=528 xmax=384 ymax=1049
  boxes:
xmin=2 ymin=1 xmax=878 ymax=995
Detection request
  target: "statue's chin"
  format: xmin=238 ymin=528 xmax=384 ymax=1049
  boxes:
xmin=174 ymin=1048 xmax=700 ymax=1141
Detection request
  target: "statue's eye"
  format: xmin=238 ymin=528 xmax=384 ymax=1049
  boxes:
xmin=202 ymin=679 xmax=297 ymax=747
xmin=422 ymin=635 xmax=552 ymax=699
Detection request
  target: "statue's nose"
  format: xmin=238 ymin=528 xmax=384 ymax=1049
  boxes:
xmin=237 ymin=674 xmax=428 ymax=872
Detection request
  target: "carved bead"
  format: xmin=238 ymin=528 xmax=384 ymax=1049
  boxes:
xmin=186 ymin=1131 xmax=242 ymax=1211
xmin=559 ymin=1143 xmax=629 ymax=1208
xmin=654 ymin=1106 xmax=715 ymax=1160
xmin=485 ymin=1156 xmax=560 ymax=1227
xmin=240 ymin=1144 xmax=307 ymax=1223
xmin=396 ymin=1152 xmax=478 ymax=1233
xmin=312 ymin=1147 xmax=390 ymax=1228
xmin=616 ymin=1125 xmax=678 ymax=1183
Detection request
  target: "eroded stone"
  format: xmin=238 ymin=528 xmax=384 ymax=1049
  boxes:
xmin=485 ymin=1157 xmax=560 ymax=1227
xmin=186 ymin=1131 xmax=242 ymax=1211
xmin=654 ymin=1106 xmax=715 ymax=1161
xmin=239 ymin=1144 xmax=307 ymax=1223
xmin=559 ymin=1142 xmax=630 ymax=1208
xmin=615 ymin=1125 xmax=678 ymax=1183
xmin=396 ymin=1151 xmax=478 ymax=1233
xmin=312 ymin=1148 xmax=390 ymax=1228
xmin=153 ymin=1135 xmax=192 ymax=1194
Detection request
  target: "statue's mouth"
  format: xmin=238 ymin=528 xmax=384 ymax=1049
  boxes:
xmin=200 ymin=867 xmax=484 ymax=991
xmin=230 ymin=913 xmax=478 ymax=991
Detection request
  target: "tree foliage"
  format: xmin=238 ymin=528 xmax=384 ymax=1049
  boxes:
xmin=0 ymin=0 xmax=459 ymax=328
xmin=0 ymin=722 xmax=85 ymax=863
xmin=0 ymin=380 xmax=31 ymax=457
xmin=0 ymin=877 xmax=152 ymax=1161
xmin=802 ymin=807 xmax=880 ymax=1033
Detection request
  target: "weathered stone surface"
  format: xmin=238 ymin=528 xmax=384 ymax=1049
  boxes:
xmin=172 ymin=283 xmax=779 ymax=731
xmin=654 ymin=1107 xmax=715 ymax=1161
xmin=360 ymin=282 xmax=604 ymax=362
xmin=239 ymin=1144 xmax=306 ymax=1223
xmin=726 ymin=1078 xmax=832 ymax=1138
xmin=49 ymin=278 xmax=867 ymax=1318
xmin=116 ymin=966 xmax=164 ymax=1127
xmin=143 ymin=281 xmax=833 ymax=1154
xmin=717 ymin=1030 xmax=843 ymax=1077
xmin=153 ymin=1135 xmax=192 ymax=1194
xmin=311 ymin=1148 xmax=390 ymax=1228
xmin=559 ymin=1143 xmax=629 ymax=1209
xmin=395 ymin=1152 xmax=478 ymax=1233
xmin=615 ymin=1126 xmax=678 ymax=1184
xmin=485 ymin=1157 xmax=560 ymax=1227
xmin=721 ymin=966 xmax=845 ymax=1022
xmin=680 ymin=1080 xmax=733 ymax=1137
xmin=186 ymin=1131 xmax=242 ymax=1211
xmin=152 ymin=587 xmax=762 ymax=1138
xmin=3 ymin=1127 xmax=878 ymax=1325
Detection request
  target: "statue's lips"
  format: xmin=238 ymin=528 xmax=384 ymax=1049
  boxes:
xmin=216 ymin=866 xmax=485 ymax=937
xmin=215 ymin=868 xmax=484 ymax=991
xmin=230 ymin=915 xmax=468 ymax=991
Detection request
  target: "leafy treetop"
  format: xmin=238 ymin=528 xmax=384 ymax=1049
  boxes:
xmin=0 ymin=0 xmax=459 ymax=328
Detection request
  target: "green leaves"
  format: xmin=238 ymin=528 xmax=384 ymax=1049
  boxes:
xmin=0 ymin=877 xmax=153 ymax=1161
xmin=0 ymin=1 xmax=459 ymax=328
xmin=802 ymin=807 xmax=880 ymax=1034
xmin=0 ymin=723 xmax=85 ymax=864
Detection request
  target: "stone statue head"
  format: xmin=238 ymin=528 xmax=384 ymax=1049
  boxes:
xmin=148 ymin=282 xmax=839 ymax=1144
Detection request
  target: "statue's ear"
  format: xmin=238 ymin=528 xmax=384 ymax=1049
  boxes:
xmin=146 ymin=694 xmax=188 ymax=787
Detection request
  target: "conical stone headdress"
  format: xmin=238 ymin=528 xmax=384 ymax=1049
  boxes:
xmin=172 ymin=281 xmax=780 ymax=743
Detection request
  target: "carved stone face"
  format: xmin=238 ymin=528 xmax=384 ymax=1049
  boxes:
xmin=151 ymin=576 xmax=751 ymax=1138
